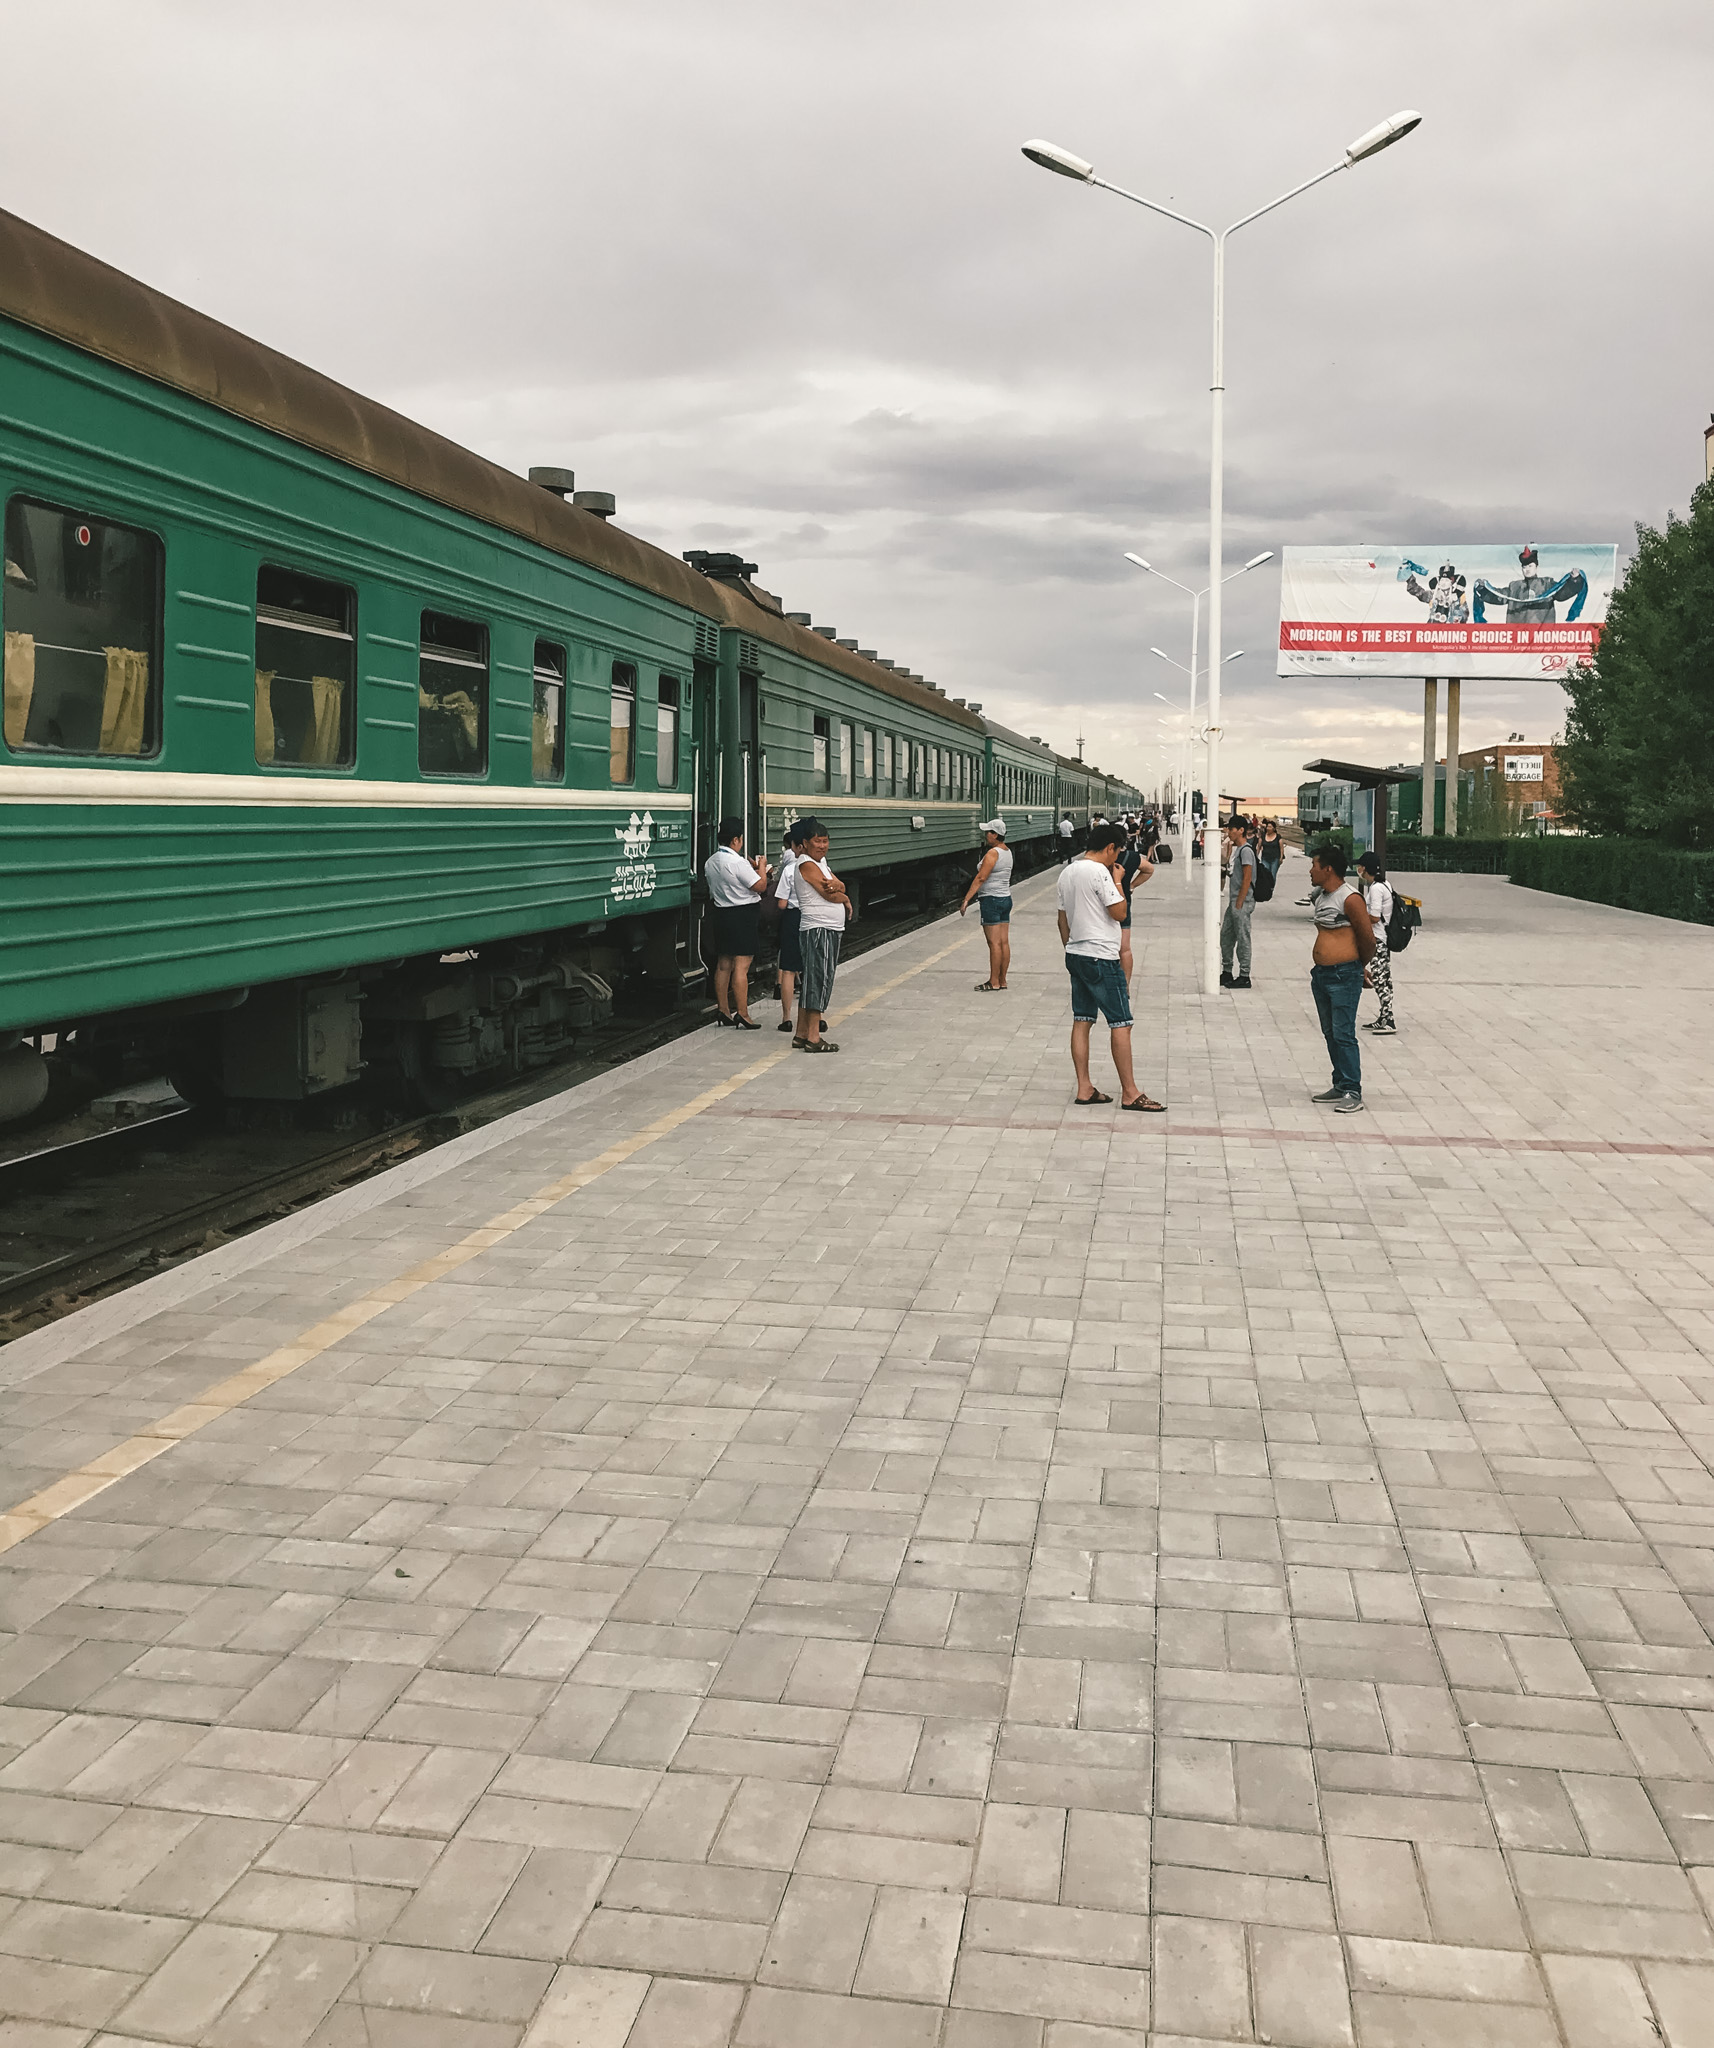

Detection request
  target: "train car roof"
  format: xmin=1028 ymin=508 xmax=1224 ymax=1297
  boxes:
xmin=0 ymin=206 xmax=978 ymax=733
xmin=981 ymin=716 xmax=1057 ymax=759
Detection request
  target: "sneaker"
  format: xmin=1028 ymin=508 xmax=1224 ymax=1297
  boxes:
xmin=1310 ymin=1087 xmax=1348 ymax=1103
xmin=1333 ymin=1093 xmax=1366 ymax=1113
xmin=1232 ymin=976 xmax=1252 ymax=990
xmin=1219 ymin=971 xmax=1235 ymax=988
xmin=1364 ymin=1021 xmax=1397 ymax=1035
xmin=1294 ymin=895 xmax=1315 ymax=907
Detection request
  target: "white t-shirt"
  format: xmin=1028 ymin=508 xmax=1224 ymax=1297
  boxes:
xmin=705 ymin=845 xmax=761 ymax=909
xmin=796 ymin=855 xmax=846 ymax=930
xmin=1057 ymin=818 xmax=1074 ymax=840
xmin=775 ymin=850 xmax=799 ymax=905
xmin=1364 ymin=878 xmax=1394 ymax=933
xmin=1057 ymin=858 xmax=1124 ymax=959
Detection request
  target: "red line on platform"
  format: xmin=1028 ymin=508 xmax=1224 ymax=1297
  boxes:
xmin=706 ymin=1105 xmax=1711 ymax=1158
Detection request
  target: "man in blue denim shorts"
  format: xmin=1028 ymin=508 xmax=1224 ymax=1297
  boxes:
xmin=1056 ymin=823 xmax=1164 ymax=1112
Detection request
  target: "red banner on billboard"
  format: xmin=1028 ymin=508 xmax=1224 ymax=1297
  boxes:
xmin=1279 ymin=621 xmax=1600 ymax=653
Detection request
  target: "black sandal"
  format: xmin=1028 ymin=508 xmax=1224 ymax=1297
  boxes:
xmin=1074 ymin=1091 xmax=1112 ymax=1105
xmin=975 ymin=981 xmax=998 ymax=992
xmin=1121 ymin=1095 xmax=1166 ymax=1113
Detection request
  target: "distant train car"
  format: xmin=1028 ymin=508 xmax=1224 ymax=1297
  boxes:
xmin=983 ymin=718 xmax=1057 ymax=850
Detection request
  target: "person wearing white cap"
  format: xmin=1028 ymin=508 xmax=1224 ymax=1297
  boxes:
xmin=959 ymin=820 xmax=1014 ymax=992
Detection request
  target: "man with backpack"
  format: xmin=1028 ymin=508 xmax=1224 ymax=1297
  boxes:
xmin=1220 ymin=813 xmax=1270 ymax=989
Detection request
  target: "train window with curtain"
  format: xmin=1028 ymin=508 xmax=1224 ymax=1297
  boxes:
xmin=813 ymin=713 xmax=830 ymax=789
xmin=419 ymin=611 xmax=488 ymax=776
xmin=254 ymin=566 xmax=355 ymax=769
xmin=532 ymin=640 xmax=566 ymax=784
xmin=609 ymin=661 xmax=637 ymax=784
xmin=3 ymin=497 xmax=161 ymax=758
xmin=840 ymin=721 xmax=854 ymax=794
xmin=863 ymin=727 xmax=875 ymax=791
xmin=880 ymin=731 xmax=893 ymax=794
xmin=657 ymin=675 xmax=680 ymax=787
xmin=913 ymin=741 xmax=924 ymax=794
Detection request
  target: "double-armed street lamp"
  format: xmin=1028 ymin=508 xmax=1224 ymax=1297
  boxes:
xmin=1023 ymin=110 xmax=1421 ymax=992
xmin=1129 ymin=549 xmax=1272 ymax=885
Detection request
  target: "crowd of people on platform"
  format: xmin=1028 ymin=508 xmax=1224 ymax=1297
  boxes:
xmin=702 ymin=805 xmax=1403 ymax=1112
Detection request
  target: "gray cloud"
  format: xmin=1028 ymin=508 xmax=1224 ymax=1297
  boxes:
xmin=3 ymin=0 xmax=1707 ymax=798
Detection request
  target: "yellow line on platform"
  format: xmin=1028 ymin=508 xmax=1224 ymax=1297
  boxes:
xmin=0 ymin=924 xmax=978 ymax=1557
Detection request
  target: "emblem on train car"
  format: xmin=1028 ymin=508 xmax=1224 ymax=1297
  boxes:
xmin=611 ymin=810 xmax=657 ymax=903
xmin=616 ymin=811 xmax=654 ymax=860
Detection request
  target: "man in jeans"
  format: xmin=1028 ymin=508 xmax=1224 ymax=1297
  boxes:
xmin=1055 ymin=822 xmax=1164 ymax=1112
xmin=1306 ymin=842 xmax=1377 ymax=1113
xmin=1220 ymin=815 xmax=1256 ymax=989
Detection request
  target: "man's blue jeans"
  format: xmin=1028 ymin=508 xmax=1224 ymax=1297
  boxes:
xmin=1311 ymin=959 xmax=1363 ymax=1097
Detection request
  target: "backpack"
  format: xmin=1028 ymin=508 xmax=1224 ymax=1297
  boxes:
xmin=1250 ymin=857 xmax=1275 ymax=904
xmin=1386 ymin=892 xmax=1421 ymax=951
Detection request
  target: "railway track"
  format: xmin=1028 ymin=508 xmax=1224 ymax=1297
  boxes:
xmin=0 ymin=901 xmax=958 ymax=1343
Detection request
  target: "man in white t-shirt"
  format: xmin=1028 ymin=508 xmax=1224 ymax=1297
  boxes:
xmin=1057 ymin=814 xmax=1076 ymax=863
xmin=1055 ymin=822 xmax=1163 ymax=1112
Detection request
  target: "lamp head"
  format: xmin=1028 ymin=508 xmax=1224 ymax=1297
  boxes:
xmin=1345 ymin=110 xmax=1422 ymax=164
xmin=1225 ymin=650 xmax=1245 ymax=662
xmin=1243 ymin=551 xmax=1275 ymax=571
xmin=1022 ymin=138 xmax=1096 ymax=182
xmin=1124 ymin=553 xmax=1151 ymax=571
xmin=1149 ymin=648 xmax=1172 ymax=663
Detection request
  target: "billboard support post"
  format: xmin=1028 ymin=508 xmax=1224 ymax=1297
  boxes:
xmin=1445 ymin=680 xmax=1461 ymax=837
xmin=1421 ymin=680 xmax=1438 ymax=838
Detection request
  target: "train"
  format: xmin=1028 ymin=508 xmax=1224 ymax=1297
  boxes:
xmin=0 ymin=206 xmax=1142 ymax=1122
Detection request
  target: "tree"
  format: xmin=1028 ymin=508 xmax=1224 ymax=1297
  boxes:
xmin=1559 ymin=481 xmax=1714 ymax=848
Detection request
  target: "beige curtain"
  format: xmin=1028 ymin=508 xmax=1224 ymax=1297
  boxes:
xmin=255 ymin=668 xmax=276 ymax=765
xmin=3 ymin=630 xmax=34 ymax=749
xmin=307 ymin=675 xmax=343 ymax=765
xmin=99 ymin=646 xmax=148 ymax=756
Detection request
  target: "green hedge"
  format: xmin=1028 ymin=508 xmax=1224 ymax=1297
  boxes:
xmin=1384 ymin=835 xmax=1516 ymax=875
xmin=1507 ymin=838 xmax=1714 ymax=924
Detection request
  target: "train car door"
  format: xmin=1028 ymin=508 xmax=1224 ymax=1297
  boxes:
xmin=739 ymin=668 xmax=760 ymax=856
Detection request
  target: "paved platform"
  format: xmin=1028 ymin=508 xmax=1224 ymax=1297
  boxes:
xmin=2 ymin=851 xmax=1714 ymax=2048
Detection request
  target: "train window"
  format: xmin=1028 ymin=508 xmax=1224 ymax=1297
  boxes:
xmin=3 ymin=497 xmax=161 ymax=758
xmin=913 ymin=741 xmax=924 ymax=795
xmin=609 ymin=662 xmax=637 ymax=784
xmin=840 ymin=722 xmax=854 ymax=794
xmin=657 ymin=675 xmax=680 ymax=787
xmin=813 ymin=713 xmax=830 ymax=789
xmin=533 ymin=640 xmax=566 ymax=784
xmin=863 ymin=727 xmax=875 ymax=791
xmin=254 ymin=567 xmax=355 ymax=770
xmin=419 ymin=612 xmax=488 ymax=776
xmin=880 ymin=731 xmax=893 ymax=794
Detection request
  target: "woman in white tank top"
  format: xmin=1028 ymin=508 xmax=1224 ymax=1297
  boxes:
xmin=960 ymin=822 xmax=1014 ymax=991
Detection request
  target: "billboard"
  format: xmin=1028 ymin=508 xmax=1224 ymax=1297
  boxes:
xmin=1277 ymin=544 xmax=1619 ymax=680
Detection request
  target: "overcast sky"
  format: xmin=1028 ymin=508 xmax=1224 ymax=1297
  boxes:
xmin=6 ymin=1 xmax=1710 ymax=801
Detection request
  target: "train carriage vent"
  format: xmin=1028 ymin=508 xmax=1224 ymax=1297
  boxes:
xmin=739 ymin=638 xmax=760 ymax=671
xmin=694 ymin=621 xmax=718 ymax=663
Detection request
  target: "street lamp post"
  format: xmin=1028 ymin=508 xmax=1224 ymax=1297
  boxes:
xmin=1129 ymin=550 xmax=1272 ymax=889
xmin=1025 ymin=112 xmax=1421 ymax=992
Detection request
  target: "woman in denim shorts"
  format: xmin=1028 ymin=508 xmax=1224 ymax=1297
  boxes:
xmin=960 ymin=821 xmax=1014 ymax=991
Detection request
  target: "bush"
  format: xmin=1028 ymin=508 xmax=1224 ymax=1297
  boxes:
xmin=1508 ymin=838 xmax=1714 ymax=923
xmin=1384 ymin=835 xmax=1517 ymax=875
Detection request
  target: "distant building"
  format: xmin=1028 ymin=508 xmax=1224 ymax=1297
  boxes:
xmin=1459 ymin=741 xmax=1562 ymax=825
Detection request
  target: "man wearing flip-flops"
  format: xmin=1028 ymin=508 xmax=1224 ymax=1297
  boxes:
xmin=1056 ymin=822 xmax=1165 ymax=1113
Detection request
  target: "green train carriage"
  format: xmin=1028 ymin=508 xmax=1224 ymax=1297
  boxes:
xmin=982 ymin=718 xmax=1057 ymax=851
